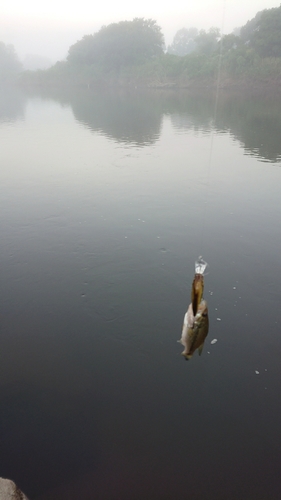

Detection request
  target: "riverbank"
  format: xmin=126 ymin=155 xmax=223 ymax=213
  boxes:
xmin=17 ymin=54 xmax=281 ymax=91
xmin=18 ymin=74 xmax=281 ymax=92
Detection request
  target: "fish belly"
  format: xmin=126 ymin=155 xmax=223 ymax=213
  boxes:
xmin=180 ymin=314 xmax=208 ymax=358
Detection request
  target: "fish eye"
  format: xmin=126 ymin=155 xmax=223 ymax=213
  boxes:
xmin=202 ymin=312 xmax=207 ymax=317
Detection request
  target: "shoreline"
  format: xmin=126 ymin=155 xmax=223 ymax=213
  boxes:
xmin=15 ymin=66 xmax=281 ymax=92
xmin=17 ymin=80 xmax=281 ymax=93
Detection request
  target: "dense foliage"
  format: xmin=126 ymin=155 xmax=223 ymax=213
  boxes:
xmin=167 ymin=28 xmax=198 ymax=56
xmin=67 ymin=18 xmax=164 ymax=69
xmin=164 ymin=27 xmax=233 ymax=58
xmin=195 ymin=28 xmax=220 ymax=56
xmin=241 ymin=6 xmax=281 ymax=57
xmin=18 ymin=6 xmax=281 ymax=88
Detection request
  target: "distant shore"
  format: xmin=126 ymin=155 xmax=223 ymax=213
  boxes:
xmin=18 ymin=74 xmax=281 ymax=91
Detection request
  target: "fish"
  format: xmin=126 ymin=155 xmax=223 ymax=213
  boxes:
xmin=178 ymin=268 xmax=209 ymax=360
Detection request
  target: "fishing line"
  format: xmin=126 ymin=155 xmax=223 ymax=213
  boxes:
xmin=199 ymin=0 xmax=226 ymax=254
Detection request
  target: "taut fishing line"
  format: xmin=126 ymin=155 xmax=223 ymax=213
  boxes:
xmin=199 ymin=0 xmax=226 ymax=254
xmin=181 ymin=4 xmax=227 ymax=360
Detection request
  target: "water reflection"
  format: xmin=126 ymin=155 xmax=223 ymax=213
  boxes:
xmin=25 ymin=87 xmax=163 ymax=146
xmin=1 ymin=84 xmax=281 ymax=500
xmin=73 ymin=89 xmax=164 ymax=146
xmin=216 ymin=91 xmax=281 ymax=163
xmin=24 ymin=86 xmax=281 ymax=163
xmin=0 ymin=85 xmax=26 ymax=123
xmin=169 ymin=90 xmax=281 ymax=163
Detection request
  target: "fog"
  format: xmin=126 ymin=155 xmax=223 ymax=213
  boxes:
xmin=2 ymin=0 xmax=280 ymax=69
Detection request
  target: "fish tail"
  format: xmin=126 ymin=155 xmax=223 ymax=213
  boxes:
xmin=198 ymin=342 xmax=205 ymax=356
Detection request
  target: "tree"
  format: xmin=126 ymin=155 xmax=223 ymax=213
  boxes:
xmin=220 ymin=33 xmax=241 ymax=53
xmin=0 ymin=42 xmax=22 ymax=81
xmin=239 ymin=10 xmax=263 ymax=44
xmin=195 ymin=27 xmax=220 ymax=56
xmin=167 ymin=28 xmax=198 ymax=56
xmin=67 ymin=19 xmax=164 ymax=70
xmin=246 ymin=6 xmax=281 ymax=57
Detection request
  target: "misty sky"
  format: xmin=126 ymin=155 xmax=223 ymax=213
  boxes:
xmin=2 ymin=0 xmax=280 ymax=63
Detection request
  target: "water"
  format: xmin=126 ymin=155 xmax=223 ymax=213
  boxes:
xmin=1 ymin=85 xmax=281 ymax=500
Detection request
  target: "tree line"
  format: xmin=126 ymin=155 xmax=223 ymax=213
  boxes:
xmin=3 ymin=5 xmax=281 ymax=87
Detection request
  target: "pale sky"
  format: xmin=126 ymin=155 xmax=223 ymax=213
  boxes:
xmin=1 ymin=0 xmax=280 ymax=62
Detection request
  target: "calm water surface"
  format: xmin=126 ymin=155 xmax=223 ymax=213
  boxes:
xmin=1 ymin=86 xmax=281 ymax=499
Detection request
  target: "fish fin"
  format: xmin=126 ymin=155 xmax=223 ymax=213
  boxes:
xmin=182 ymin=352 xmax=192 ymax=360
xmin=198 ymin=343 xmax=205 ymax=356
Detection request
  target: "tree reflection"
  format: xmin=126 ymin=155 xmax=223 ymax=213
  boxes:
xmin=71 ymin=89 xmax=163 ymax=146
xmin=168 ymin=89 xmax=281 ymax=164
xmin=31 ymin=87 xmax=163 ymax=146
xmin=0 ymin=85 xmax=26 ymax=123
xmin=216 ymin=92 xmax=281 ymax=163
xmin=22 ymin=86 xmax=281 ymax=163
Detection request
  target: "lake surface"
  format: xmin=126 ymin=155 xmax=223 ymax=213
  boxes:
xmin=1 ymin=85 xmax=281 ymax=500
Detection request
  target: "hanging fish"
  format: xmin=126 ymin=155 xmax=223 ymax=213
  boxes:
xmin=178 ymin=257 xmax=209 ymax=360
